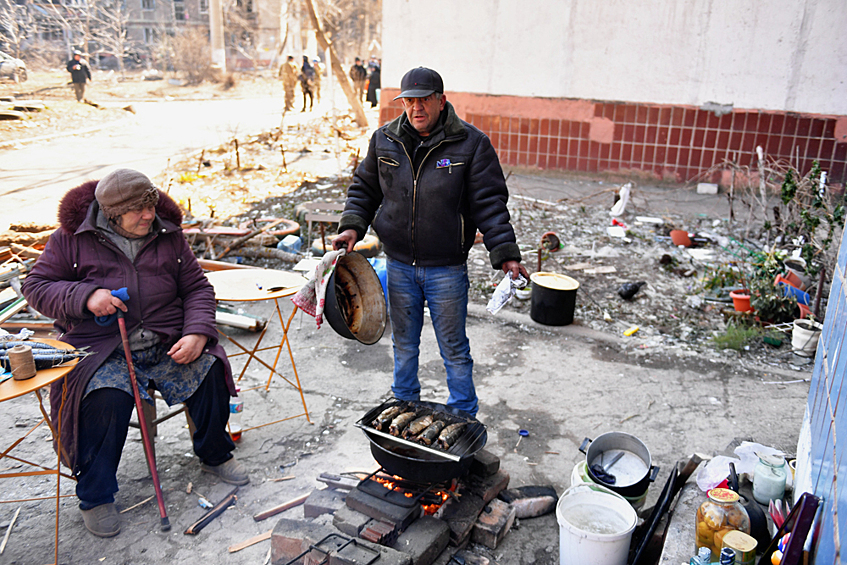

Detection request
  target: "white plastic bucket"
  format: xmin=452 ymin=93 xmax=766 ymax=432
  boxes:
xmin=557 ymin=483 xmax=637 ymax=565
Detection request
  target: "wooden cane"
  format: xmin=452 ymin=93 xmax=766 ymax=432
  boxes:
xmin=116 ymin=310 xmax=171 ymax=531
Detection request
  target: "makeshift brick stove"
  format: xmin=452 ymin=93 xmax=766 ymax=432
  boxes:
xmin=271 ymin=401 xmax=517 ymax=565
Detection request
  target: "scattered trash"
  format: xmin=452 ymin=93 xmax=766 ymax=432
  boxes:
xmin=607 ymin=226 xmax=627 ymax=238
xmin=610 ymin=182 xmax=632 ymax=217
xmin=623 ymin=326 xmax=639 ymax=337
xmin=487 ymin=272 xmax=528 ymax=315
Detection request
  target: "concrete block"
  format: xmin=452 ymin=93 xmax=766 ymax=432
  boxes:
xmin=470 ymin=449 xmax=500 ymax=478
xmin=463 ymin=469 xmax=510 ymax=505
xmin=304 ymin=487 xmax=346 ymax=518
xmin=439 ymin=491 xmax=486 ymax=546
xmin=471 ymin=498 xmax=516 ymax=549
xmin=392 ymin=516 xmax=450 ymax=565
xmin=697 ymin=182 xmax=719 ymax=194
xmin=271 ymin=518 xmax=335 ymax=565
xmin=345 ymin=486 xmax=422 ymax=530
xmin=497 ymin=485 xmax=558 ymax=518
xmin=332 ymin=504 xmax=372 ymax=537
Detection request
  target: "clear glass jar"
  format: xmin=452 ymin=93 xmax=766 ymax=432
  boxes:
xmin=695 ymin=488 xmax=751 ymax=559
xmin=752 ymin=454 xmax=786 ymax=504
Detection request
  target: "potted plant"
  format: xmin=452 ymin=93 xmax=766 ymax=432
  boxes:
xmin=792 ymin=318 xmax=823 ymax=357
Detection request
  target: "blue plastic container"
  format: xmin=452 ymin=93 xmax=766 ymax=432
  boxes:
xmin=277 ymin=234 xmax=302 ymax=254
xmin=368 ymin=258 xmax=388 ymax=303
xmin=777 ymin=281 xmax=810 ymax=306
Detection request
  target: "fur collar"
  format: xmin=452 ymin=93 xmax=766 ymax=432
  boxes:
xmin=58 ymin=179 xmax=183 ymax=233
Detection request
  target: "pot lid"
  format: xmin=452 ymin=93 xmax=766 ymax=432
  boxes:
xmin=530 ymin=272 xmax=579 ymax=291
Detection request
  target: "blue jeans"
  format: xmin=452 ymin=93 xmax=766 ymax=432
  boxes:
xmin=386 ymin=258 xmax=477 ymax=416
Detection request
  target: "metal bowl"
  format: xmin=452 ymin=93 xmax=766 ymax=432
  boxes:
xmin=323 ymin=252 xmax=387 ymax=345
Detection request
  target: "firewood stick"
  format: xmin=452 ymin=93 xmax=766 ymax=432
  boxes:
xmin=268 ymin=475 xmax=296 ymax=482
xmin=120 ymin=494 xmax=155 ymax=514
xmin=0 ymin=506 xmax=20 ymax=554
xmin=213 ymin=218 xmax=287 ymax=260
xmin=184 ymin=491 xmax=238 ymax=535
xmin=252 ymin=493 xmax=309 ymax=522
xmin=228 ymin=529 xmax=272 ymax=553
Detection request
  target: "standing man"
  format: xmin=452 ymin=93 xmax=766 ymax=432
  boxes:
xmin=333 ymin=67 xmax=527 ymax=417
xmin=278 ymin=55 xmax=299 ymax=111
xmin=349 ymin=57 xmax=366 ymax=102
xmin=66 ymin=50 xmax=91 ymax=103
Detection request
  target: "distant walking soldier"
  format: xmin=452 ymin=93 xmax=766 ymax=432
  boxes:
xmin=278 ymin=55 xmax=298 ymax=111
xmin=67 ymin=50 xmax=91 ymax=103
xmin=300 ymin=56 xmax=315 ymax=112
xmin=349 ymin=57 xmax=366 ymax=102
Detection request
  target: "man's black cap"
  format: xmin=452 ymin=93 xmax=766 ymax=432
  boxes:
xmin=394 ymin=67 xmax=443 ymax=100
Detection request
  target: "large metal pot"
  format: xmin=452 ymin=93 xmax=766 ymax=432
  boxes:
xmin=324 ymin=252 xmax=387 ymax=345
xmin=357 ymin=400 xmax=487 ymax=484
xmin=579 ymin=432 xmax=659 ymax=498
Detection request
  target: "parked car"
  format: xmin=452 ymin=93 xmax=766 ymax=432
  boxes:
xmin=0 ymin=50 xmax=27 ymax=82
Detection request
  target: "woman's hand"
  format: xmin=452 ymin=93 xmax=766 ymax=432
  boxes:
xmin=167 ymin=334 xmax=208 ymax=364
xmin=86 ymin=288 xmax=127 ymax=318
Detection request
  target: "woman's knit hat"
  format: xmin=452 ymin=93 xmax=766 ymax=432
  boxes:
xmin=95 ymin=169 xmax=159 ymax=219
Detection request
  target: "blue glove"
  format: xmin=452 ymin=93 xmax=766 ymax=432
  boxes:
xmin=94 ymin=287 xmax=130 ymax=326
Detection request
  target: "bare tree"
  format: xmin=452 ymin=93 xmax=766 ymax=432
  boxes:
xmin=167 ymin=27 xmax=213 ymax=83
xmin=88 ymin=0 xmax=132 ymax=75
xmin=304 ymin=0 xmax=366 ymax=126
xmin=0 ymin=0 xmax=32 ymax=58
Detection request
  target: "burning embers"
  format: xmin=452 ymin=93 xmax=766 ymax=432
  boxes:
xmin=364 ymin=470 xmax=457 ymax=516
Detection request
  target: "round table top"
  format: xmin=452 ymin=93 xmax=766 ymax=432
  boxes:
xmin=0 ymin=339 xmax=78 ymax=403
xmin=205 ymin=269 xmax=307 ymax=302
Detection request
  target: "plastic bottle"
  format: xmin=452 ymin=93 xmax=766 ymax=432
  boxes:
xmin=228 ymin=389 xmax=243 ymax=441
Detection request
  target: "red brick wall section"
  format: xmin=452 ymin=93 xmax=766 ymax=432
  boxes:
xmin=378 ymin=89 xmax=847 ymax=185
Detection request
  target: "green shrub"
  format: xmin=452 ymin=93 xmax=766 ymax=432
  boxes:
xmin=711 ymin=321 xmax=762 ymax=350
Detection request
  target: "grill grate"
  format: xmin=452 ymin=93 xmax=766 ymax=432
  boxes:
xmin=356 ymin=399 xmax=486 ymax=461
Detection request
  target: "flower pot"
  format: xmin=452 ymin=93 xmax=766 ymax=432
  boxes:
xmin=784 ymin=258 xmax=811 ymax=290
xmin=776 ymin=281 xmax=810 ymax=306
xmin=792 ymin=319 xmax=823 ymax=357
xmin=730 ymin=289 xmax=753 ymax=313
xmin=669 ymin=229 xmax=692 ymax=247
xmin=774 ymin=273 xmax=801 ymax=290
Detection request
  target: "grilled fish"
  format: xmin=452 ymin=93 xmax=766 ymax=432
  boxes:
xmin=416 ymin=420 xmax=446 ymax=445
xmin=436 ymin=423 xmax=467 ymax=450
xmin=371 ymin=405 xmax=403 ymax=431
xmin=402 ymin=414 xmax=433 ymax=439
xmin=388 ymin=411 xmax=417 ymax=436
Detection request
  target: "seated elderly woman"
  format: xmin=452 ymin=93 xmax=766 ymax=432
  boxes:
xmin=22 ymin=168 xmax=247 ymax=539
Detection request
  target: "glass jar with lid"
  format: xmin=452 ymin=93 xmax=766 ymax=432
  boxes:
xmin=752 ymin=453 xmax=787 ymax=504
xmin=695 ymin=488 xmax=751 ymax=558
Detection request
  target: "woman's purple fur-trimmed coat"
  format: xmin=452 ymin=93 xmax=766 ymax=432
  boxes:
xmin=21 ymin=180 xmax=234 ymax=472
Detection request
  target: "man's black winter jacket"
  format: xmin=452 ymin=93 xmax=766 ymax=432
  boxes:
xmin=339 ymin=102 xmax=521 ymax=269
